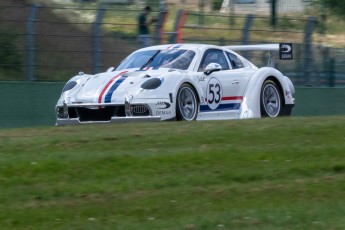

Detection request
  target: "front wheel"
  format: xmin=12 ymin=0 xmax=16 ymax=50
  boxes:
xmin=260 ymin=80 xmax=282 ymax=117
xmin=176 ymin=84 xmax=198 ymax=121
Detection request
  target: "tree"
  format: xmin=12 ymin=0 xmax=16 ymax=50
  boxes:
xmin=0 ymin=28 xmax=22 ymax=76
xmin=324 ymin=0 xmax=345 ymax=16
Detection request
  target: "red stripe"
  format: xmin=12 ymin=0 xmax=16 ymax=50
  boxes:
xmin=166 ymin=45 xmax=173 ymax=49
xmin=222 ymin=96 xmax=243 ymax=101
xmin=98 ymin=71 xmax=127 ymax=104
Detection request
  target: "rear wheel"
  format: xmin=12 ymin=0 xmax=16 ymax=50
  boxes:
xmin=260 ymin=80 xmax=282 ymax=117
xmin=176 ymin=84 xmax=198 ymax=121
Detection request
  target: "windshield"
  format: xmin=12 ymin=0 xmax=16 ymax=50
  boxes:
xmin=116 ymin=49 xmax=196 ymax=71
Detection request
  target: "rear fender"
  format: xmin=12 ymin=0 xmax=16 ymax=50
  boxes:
xmin=240 ymin=67 xmax=294 ymax=118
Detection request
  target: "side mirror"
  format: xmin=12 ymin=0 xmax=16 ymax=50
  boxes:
xmin=106 ymin=67 xmax=115 ymax=72
xmin=204 ymin=63 xmax=222 ymax=75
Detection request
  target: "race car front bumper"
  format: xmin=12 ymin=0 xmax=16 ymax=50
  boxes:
xmin=55 ymin=101 xmax=161 ymax=126
xmin=56 ymin=116 xmax=161 ymax=126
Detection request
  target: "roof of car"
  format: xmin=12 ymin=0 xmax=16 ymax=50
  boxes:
xmin=137 ymin=43 xmax=220 ymax=52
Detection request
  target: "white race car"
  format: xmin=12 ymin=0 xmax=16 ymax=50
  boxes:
xmin=56 ymin=43 xmax=295 ymax=125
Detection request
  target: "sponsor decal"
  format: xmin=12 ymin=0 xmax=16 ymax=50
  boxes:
xmin=197 ymin=75 xmax=206 ymax=82
xmin=200 ymin=97 xmax=207 ymax=104
xmin=156 ymin=110 xmax=172 ymax=116
xmin=285 ymin=90 xmax=292 ymax=99
xmin=279 ymin=43 xmax=293 ymax=60
xmin=156 ymin=101 xmax=171 ymax=109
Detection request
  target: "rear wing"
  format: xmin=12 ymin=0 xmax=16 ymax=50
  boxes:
xmin=223 ymin=43 xmax=293 ymax=67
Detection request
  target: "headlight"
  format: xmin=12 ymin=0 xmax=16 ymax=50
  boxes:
xmin=62 ymin=81 xmax=77 ymax=93
xmin=141 ymin=78 xmax=162 ymax=90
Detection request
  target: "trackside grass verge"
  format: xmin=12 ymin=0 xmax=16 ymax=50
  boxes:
xmin=0 ymin=116 xmax=345 ymax=229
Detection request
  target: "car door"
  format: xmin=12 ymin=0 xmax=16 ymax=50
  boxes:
xmin=197 ymin=49 xmax=250 ymax=119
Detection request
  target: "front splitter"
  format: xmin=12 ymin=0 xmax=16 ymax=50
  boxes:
xmin=56 ymin=116 xmax=162 ymax=126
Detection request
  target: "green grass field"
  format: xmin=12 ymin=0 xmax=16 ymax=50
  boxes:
xmin=1 ymin=116 xmax=345 ymax=229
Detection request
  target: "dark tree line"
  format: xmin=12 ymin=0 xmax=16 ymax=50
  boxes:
xmin=0 ymin=28 xmax=22 ymax=77
xmin=324 ymin=0 xmax=345 ymax=16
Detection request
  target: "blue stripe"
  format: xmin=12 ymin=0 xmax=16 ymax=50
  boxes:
xmin=173 ymin=44 xmax=182 ymax=49
xmin=200 ymin=103 xmax=241 ymax=112
xmin=104 ymin=75 xmax=128 ymax=103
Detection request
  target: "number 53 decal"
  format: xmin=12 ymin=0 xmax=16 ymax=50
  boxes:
xmin=207 ymin=78 xmax=223 ymax=110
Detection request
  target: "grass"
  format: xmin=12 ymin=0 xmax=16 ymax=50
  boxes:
xmin=1 ymin=116 xmax=345 ymax=229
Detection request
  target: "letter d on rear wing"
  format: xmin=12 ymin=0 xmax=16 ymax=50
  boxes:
xmin=223 ymin=43 xmax=293 ymax=67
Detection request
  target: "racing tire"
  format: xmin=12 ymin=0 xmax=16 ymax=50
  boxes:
xmin=280 ymin=105 xmax=293 ymax=116
xmin=176 ymin=84 xmax=198 ymax=121
xmin=260 ymin=80 xmax=282 ymax=117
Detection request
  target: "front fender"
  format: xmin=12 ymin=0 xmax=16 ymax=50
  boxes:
xmin=137 ymin=72 xmax=204 ymax=103
xmin=56 ymin=73 xmax=93 ymax=106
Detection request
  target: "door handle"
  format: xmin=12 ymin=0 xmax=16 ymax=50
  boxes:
xmin=232 ymin=80 xmax=240 ymax=84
